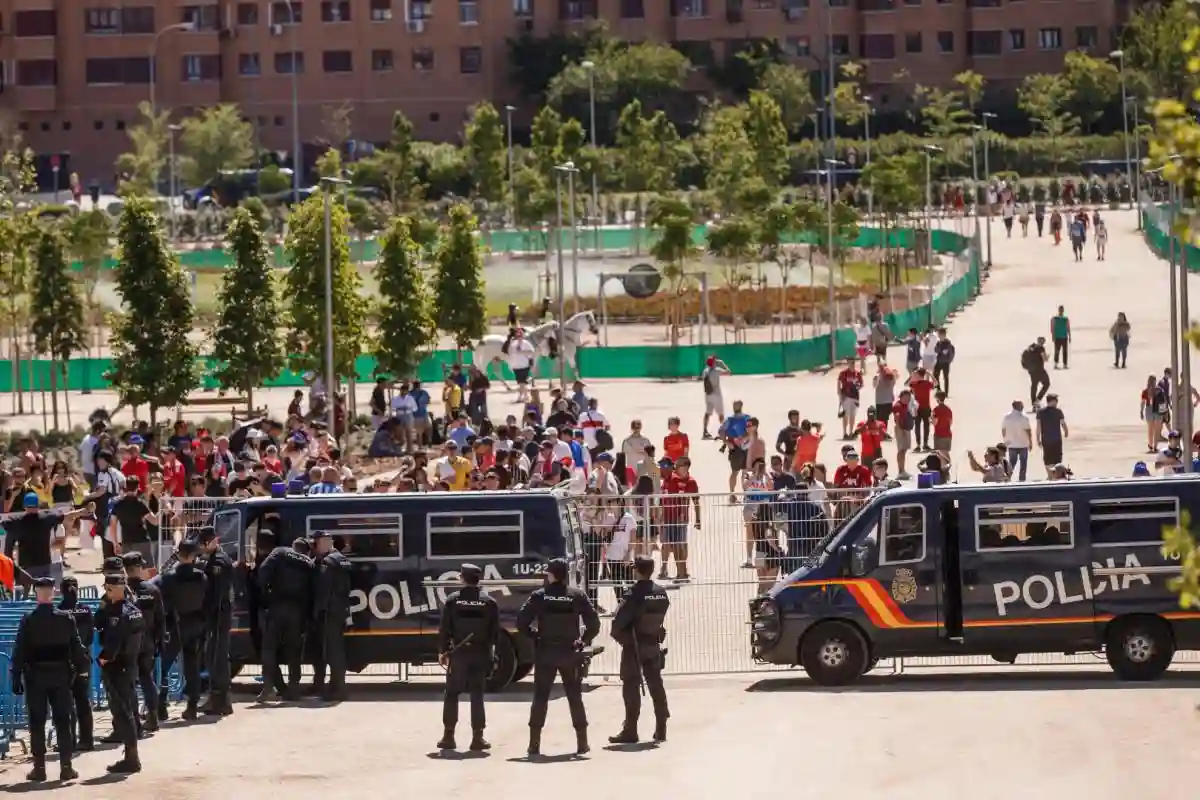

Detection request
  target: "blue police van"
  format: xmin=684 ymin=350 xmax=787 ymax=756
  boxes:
xmin=209 ymin=488 xmax=585 ymax=690
xmin=750 ymin=476 xmax=1200 ymax=685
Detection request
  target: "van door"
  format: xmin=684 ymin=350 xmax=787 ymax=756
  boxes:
xmin=859 ymin=499 xmax=943 ymax=651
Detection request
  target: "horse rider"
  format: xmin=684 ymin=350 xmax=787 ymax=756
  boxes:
xmin=502 ymin=304 xmax=521 ymax=355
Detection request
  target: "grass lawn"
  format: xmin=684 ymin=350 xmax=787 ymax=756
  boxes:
xmin=840 ymin=261 xmax=935 ymax=289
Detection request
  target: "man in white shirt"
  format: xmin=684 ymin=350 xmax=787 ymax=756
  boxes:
xmin=507 ymin=329 xmax=536 ymax=402
xmin=701 ymin=356 xmax=731 ymax=440
xmin=544 ymin=428 xmax=574 ymax=463
xmin=391 ymin=386 xmax=418 ymax=450
xmin=80 ymin=421 xmax=104 ymax=489
xmin=1001 ymin=400 xmax=1033 ymax=481
xmin=588 ymin=453 xmax=621 ymax=495
xmin=577 ymin=398 xmax=610 ymax=455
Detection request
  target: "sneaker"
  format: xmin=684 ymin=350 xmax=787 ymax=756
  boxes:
xmin=896 ymin=472 xmax=912 ymax=480
xmin=740 ymin=559 xmax=754 ymax=569
xmin=106 ymin=759 xmax=142 ymax=775
xmin=675 ymin=575 xmax=691 ymax=584
xmin=702 ymin=432 xmax=714 ymax=440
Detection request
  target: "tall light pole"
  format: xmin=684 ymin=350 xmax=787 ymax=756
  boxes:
xmin=1131 ymin=96 xmax=1143 ymax=230
xmin=581 ymin=60 xmax=600 ymax=253
xmin=281 ymin=0 xmax=302 ymax=205
xmin=149 ymin=22 xmax=193 ymax=115
xmin=1110 ymin=50 xmax=1134 ymax=211
xmin=824 ymin=157 xmax=844 ymax=362
xmin=504 ymin=104 xmax=516 ymax=226
xmin=970 ymin=125 xmax=983 ymax=249
xmin=321 ymin=175 xmax=351 ymax=439
xmin=167 ymin=123 xmax=181 ymax=238
xmin=922 ymin=145 xmax=943 ymax=328
xmin=862 ymin=95 xmax=873 ymax=219
xmin=553 ymin=161 xmax=579 ymax=389
xmin=981 ymin=111 xmax=996 ymax=268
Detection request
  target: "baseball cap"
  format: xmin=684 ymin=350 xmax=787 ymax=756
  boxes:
xmin=21 ymin=492 xmax=38 ymax=509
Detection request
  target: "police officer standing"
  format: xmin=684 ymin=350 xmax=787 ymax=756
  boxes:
xmin=608 ymin=555 xmax=671 ymax=745
xmin=97 ymin=572 xmax=145 ymax=774
xmin=198 ymin=527 xmax=235 ymax=716
xmin=124 ymin=552 xmax=165 ymax=734
xmin=516 ymin=558 xmax=599 ymax=757
xmin=57 ymin=576 xmax=95 ymax=753
xmin=13 ymin=576 xmax=89 ymax=782
xmin=310 ymin=530 xmax=351 ymax=702
xmin=256 ymin=536 xmax=315 ymax=701
xmin=436 ymin=563 xmax=499 ymax=752
xmin=157 ymin=540 xmax=209 ymax=720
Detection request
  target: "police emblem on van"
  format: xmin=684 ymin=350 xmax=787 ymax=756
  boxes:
xmin=891 ymin=568 xmax=917 ymax=605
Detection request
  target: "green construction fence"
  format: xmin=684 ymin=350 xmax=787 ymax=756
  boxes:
xmin=1141 ymin=204 xmax=1200 ymax=270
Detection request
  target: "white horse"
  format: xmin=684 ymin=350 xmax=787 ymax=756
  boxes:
xmin=472 ymin=310 xmax=599 ymax=390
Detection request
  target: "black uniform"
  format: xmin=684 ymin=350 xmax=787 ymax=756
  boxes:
xmin=438 ymin=580 xmax=500 ymax=738
xmin=57 ymin=588 xmax=96 ymax=750
xmin=97 ymin=595 xmax=145 ymax=766
xmin=610 ymin=577 xmax=671 ymax=739
xmin=257 ymin=545 xmax=315 ymax=695
xmin=310 ymin=545 xmax=352 ymax=697
xmin=158 ymin=561 xmax=209 ymax=709
xmin=516 ymin=578 xmax=600 ymax=738
xmin=12 ymin=602 xmax=90 ymax=769
xmin=127 ymin=575 xmax=166 ymax=729
xmin=201 ymin=546 xmax=235 ymax=713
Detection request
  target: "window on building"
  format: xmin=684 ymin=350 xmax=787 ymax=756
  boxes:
xmin=459 ymin=0 xmax=479 ymax=23
xmin=831 ymin=34 xmax=850 ymax=55
xmin=274 ymin=51 xmax=305 ymax=73
xmin=673 ymin=0 xmax=707 ymax=17
xmin=559 ymin=0 xmax=597 ymax=19
xmin=412 ymin=47 xmax=434 ymax=71
xmin=903 ymin=0 xmax=920 ymax=5
xmin=858 ymin=0 xmax=894 ymax=10
xmin=271 ymin=1 xmax=302 ymax=23
xmin=323 ymin=49 xmax=352 ymax=71
xmin=967 ymin=29 xmax=1001 ymax=55
xmin=14 ymin=10 xmax=57 ymax=37
xmin=238 ymin=52 xmax=262 ymax=75
xmin=937 ymin=30 xmax=953 ymax=53
xmin=460 ymin=45 xmax=482 ymax=73
xmin=1076 ymin=25 xmax=1097 ymax=49
xmin=181 ymin=54 xmax=221 ymax=81
xmin=828 ymin=0 xmax=848 ymax=6
xmin=321 ymin=1 xmax=350 ymax=22
xmin=85 ymin=56 xmax=152 ymax=85
xmin=514 ymin=0 xmax=534 ymax=17
xmin=1008 ymin=28 xmax=1025 ymax=51
xmin=967 ymin=0 xmax=1000 ymax=6
xmin=85 ymin=7 xmax=155 ymax=33
xmin=371 ymin=49 xmax=394 ymax=70
xmin=409 ymin=0 xmax=431 ymax=19
xmin=755 ymin=0 xmax=776 ymax=7
xmin=859 ymin=33 xmax=894 ymax=59
xmin=905 ymin=31 xmax=922 ymax=53
xmin=1038 ymin=27 xmax=1062 ymax=50
xmin=621 ymin=0 xmax=644 ymax=16
xmin=370 ymin=0 xmax=392 ymax=20
xmin=16 ymin=60 xmax=57 ymax=87
xmin=237 ymin=3 xmax=259 ymax=24
xmin=181 ymin=5 xmax=220 ymax=29
xmin=427 ymin=512 xmax=524 ymax=559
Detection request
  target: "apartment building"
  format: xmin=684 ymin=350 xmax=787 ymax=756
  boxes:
xmin=0 ymin=0 xmax=1120 ymax=190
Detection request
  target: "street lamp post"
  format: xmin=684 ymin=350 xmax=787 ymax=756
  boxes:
xmin=149 ymin=22 xmax=193 ymax=115
xmin=981 ymin=111 xmax=996 ymax=268
xmin=970 ymin=125 xmax=982 ymax=252
xmin=321 ymin=175 xmax=351 ymax=439
xmin=1110 ymin=50 xmax=1135 ymax=212
xmin=553 ymin=162 xmax=580 ymax=389
xmin=504 ymin=105 xmax=516 ymax=227
xmin=922 ymin=145 xmax=943 ymax=328
xmin=582 ymin=60 xmax=600 ymax=258
xmin=824 ymin=157 xmax=844 ymax=363
xmin=863 ymin=95 xmax=873 ymax=219
xmin=167 ymin=123 xmax=182 ymax=238
xmin=1130 ymin=97 xmax=1144 ymax=230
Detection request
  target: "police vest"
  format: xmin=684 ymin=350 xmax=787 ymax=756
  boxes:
xmin=537 ymin=590 xmax=581 ymax=642
xmin=448 ymin=590 xmax=491 ymax=646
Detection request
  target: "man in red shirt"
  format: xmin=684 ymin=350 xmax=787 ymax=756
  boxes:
xmin=931 ymin=390 xmax=954 ymax=455
xmin=836 ymin=359 xmax=864 ymax=440
xmin=659 ymin=457 xmax=700 ymax=582
xmin=833 ymin=450 xmax=873 ymax=489
xmin=854 ymin=408 xmax=885 ymax=465
xmin=891 ymin=389 xmax=916 ymax=480
xmin=160 ymin=447 xmax=187 ymax=497
xmin=907 ymin=368 xmax=935 ymax=452
xmin=121 ymin=441 xmax=150 ymax=492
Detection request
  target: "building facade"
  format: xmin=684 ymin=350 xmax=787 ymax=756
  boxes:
xmin=0 ymin=0 xmax=1121 ymax=190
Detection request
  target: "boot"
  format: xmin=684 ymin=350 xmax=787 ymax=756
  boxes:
xmin=653 ymin=720 xmax=667 ymax=742
xmin=436 ymin=727 xmax=456 ymax=750
xmin=469 ymin=730 xmax=491 ymax=751
xmin=608 ymin=728 xmax=639 ymax=745
xmin=60 ymin=762 xmax=79 ymax=782
xmin=256 ymin=687 xmax=278 ymax=703
xmin=107 ymin=745 xmax=142 ymax=774
xmin=157 ymin=690 xmax=170 ymax=721
xmin=143 ymin=714 xmax=159 ymax=734
xmin=26 ymin=761 xmax=46 ymax=782
xmin=527 ymin=729 xmax=541 ymax=757
xmin=100 ymin=732 xmax=121 ymax=744
xmin=575 ymin=728 xmax=590 ymax=755
xmin=219 ymin=693 xmax=235 ymax=716
xmin=77 ymin=737 xmax=95 ymax=753
xmin=200 ymin=696 xmax=221 ymax=715
xmin=181 ymin=702 xmax=199 ymax=721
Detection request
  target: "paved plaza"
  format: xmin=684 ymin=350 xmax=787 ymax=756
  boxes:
xmin=6 ymin=209 xmax=1200 ymax=796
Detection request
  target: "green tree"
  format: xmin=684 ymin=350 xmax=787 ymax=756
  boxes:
xmin=283 ymin=192 xmax=368 ymax=381
xmin=315 ymin=147 xmax=343 ymax=180
xmin=548 ymin=40 xmax=691 ymax=109
xmin=1019 ymin=74 xmax=1081 ymax=175
xmin=512 ymin=166 xmax=557 ymax=251
xmin=30 ymin=226 xmax=85 ymax=429
xmin=615 ymin=100 xmax=683 ymax=250
xmin=352 ymin=111 xmax=422 ymax=211
xmin=374 ymin=216 xmax=436 ymax=377
xmin=833 ymin=61 xmax=871 ymax=130
xmin=464 ymin=102 xmax=506 ymax=204
xmin=105 ymin=197 xmax=199 ymax=424
xmin=707 ymin=217 xmax=757 ymax=321
xmin=178 ymin=104 xmax=256 ymax=188
xmin=1122 ymin=0 xmax=1192 ymax=100
xmin=647 ymin=196 xmax=697 ymax=344
xmin=114 ymin=102 xmax=170 ymax=196
xmin=66 ymin=209 xmax=111 ymax=347
xmin=530 ymin=106 xmax=564 ymax=178
xmin=433 ymin=204 xmax=487 ymax=355
xmin=862 ymin=153 xmax=924 ymax=286
xmin=700 ymin=105 xmax=759 ymax=213
xmin=954 ymin=70 xmax=986 ymax=114
xmin=915 ymin=85 xmax=972 ymax=139
xmin=1060 ymin=51 xmax=1120 ymax=133
xmin=211 ymin=208 xmax=284 ymax=408
xmin=743 ymin=91 xmax=790 ymax=187
xmin=758 ymin=62 xmax=816 ymax=135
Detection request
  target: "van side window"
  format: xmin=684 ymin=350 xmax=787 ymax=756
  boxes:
xmin=307 ymin=514 xmax=402 ymax=560
xmin=428 ymin=511 xmax=523 ymax=559
xmin=881 ymin=505 xmax=925 ymax=565
xmin=976 ymin=502 xmax=1073 ymax=551
xmin=1089 ymin=497 xmax=1180 ymax=547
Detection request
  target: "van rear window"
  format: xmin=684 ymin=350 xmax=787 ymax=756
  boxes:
xmin=976 ymin=502 xmax=1073 ymax=550
xmin=307 ymin=514 xmax=402 ymax=560
xmin=1089 ymin=497 xmax=1179 ymax=547
xmin=427 ymin=511 xmax=523 ymax=559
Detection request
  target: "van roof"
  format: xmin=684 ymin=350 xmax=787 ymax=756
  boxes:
xmin=233 ymin=488 xmax=562 ymax=508
xmin=885 ymin=474 xmax=1200 ymax=503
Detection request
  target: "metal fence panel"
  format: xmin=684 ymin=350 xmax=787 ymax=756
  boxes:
xmin=156 ymin=496 xmax=235 ymax=567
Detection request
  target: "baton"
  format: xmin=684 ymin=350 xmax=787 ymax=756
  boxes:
xmin=630 ymin=634 xmax=647 ymax=697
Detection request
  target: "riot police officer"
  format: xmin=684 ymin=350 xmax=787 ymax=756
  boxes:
xmin=608 ymin=555 xmax=671 ymax=745
xmin=310 ymin=530 xmax=351 ymax=701
xmin=198 ymin=526 xmax=235 ymax=716
xmin=124 ymin=551 xmax=165 ymax=733
xmin=13 ymin=576 xmax=89 ymax=782
xmin=158 ymin=540 xmax=209 ymax=719
xmin=257 ymin=536 xmax=315 ymax=701
xmin=57 ymin=576 xmax=95 ymax=753
xmin=516 ymin=558 xmax=599 ymax=757
xmin=97 ymin=573 xmax=145 ymax=774
xmin=436 ymin=563 xmax=500 ymax=752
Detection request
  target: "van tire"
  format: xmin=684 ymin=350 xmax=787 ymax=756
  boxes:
xmin=800 ymin=621 xmax=869 ymax=686
xmin=1105 ymin=616 xmax=1175 ymax=681
xmin=485 ymin=632 xmax=518 ymax=692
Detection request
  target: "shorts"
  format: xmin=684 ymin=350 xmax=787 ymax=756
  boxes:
xmin=840 ymin=398 xmax=859 ymax=416
xmin=705 ymin=393 xmax=725 ymax=417
xmin=660 ymin=522 xmax=688 ymax=545
xmin=933 ymin=436 xmax=952 ymax=453
xmin=895 ymin=428 xmax=913 ymax=451
xmin=921 ymin=357 xmax=936 ymax=372
xmin=855 ymin=344 xmax=869 ymax=359
xmin=1042 ymin=441 xmax=1063 ymax=466
xmin=1145 ymin=411 xmax=1164 ymax=423
xmin=728 ymin=447 xmax=748 ymax=472
xmin=514 ymin=367 xmax=531 ymax=384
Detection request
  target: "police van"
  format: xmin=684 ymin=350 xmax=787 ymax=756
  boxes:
xmin=749 ymin=476 xmax=1200 ymax=685
xmin=209 ymin=488 xmax=585 ymax=690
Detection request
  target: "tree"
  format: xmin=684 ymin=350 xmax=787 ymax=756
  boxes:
xmin=707 ymin=217 xmax=757 ymax=322
xmin=647 ymin=196 xmax=697 ymax=344
xmin=374 ymin=216 xmax=436 ymax=377
xmin=915 ymin=85 xmax=971 ymax=140
xmin=178 ymin=104 xmax=256 ymax=188
xmin=862 ymin=154 xmax=924 ymax=286
xmin=743 ymin=91 xmax=790 ymax=187
xmin=512 ymin=166 xmax=557 ymax=251
xmin=954 ymin=70 xmax=986 ymax=115
xmin=530 ymin=106 xmax=564 ymax=178
xmin=67 ymin=209 xmax=111 ymax=349
xmin=283 ymin=192 xmax=368 ymax=381
xmin=315 ymin=147 xmax=343 ymax=180
xmin=114 ymin=102 xmax=170 ymax=196
xmin=464 ymin=102 xmax=507 ymax=206
xmin=211 ymin=208 xmax=284 ymax=408
xmin=758 ymin=62 xmax=816 ymax=135
xmin=1019 ymin=74 xmax=1081 ymax=175
xmin=352 ymin=111 xmax=422 ymax=211
xmin=433 ymin=204 xmax=487 ymax=355
xmin=30 ymin=226 xmax=85 ymax=429
xmin=105 ymin=197 xmax=200 ymax=424
xmin=1122 ymin=0 xmax=1192 ymax=100
xmin=548 ymin=40 xmax=691 ymax=109
xmin=0 ymin=146 xmax=36 ymax=413
xmin=1060 ymin=51 xmax=1120 ymax=133
xmin=833 ymin=61 xmax=871 ymax=130
xmin=615 ymin=100 xmax=683 ymax=250
xmin=700 ymin=105 xmax=760 ymax=213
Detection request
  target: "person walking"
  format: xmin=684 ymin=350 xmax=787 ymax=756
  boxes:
xmin=1034 ymin=202 xmax=1046 ymax=237
xmin=933 ymin=327 xmax=955 ymax=396
xmin=1018 ymin=203 xmax=1030 ymax=237
xmin=1022 ymin=337 xmax=1051 ymax=410
xmin=1002 ymin=200 xmax=1015 ymax=237
xmin=1050 ymin=208 xmax=1063 ymax=244
xmin=1110 ymin=312 xmax=1131 ymax=368
xmin=1051 ymin=306 xmax=1071 ymax=369
xmin=1036 ymin=393 xmax=1069 ymax=480
xmin=1096 ymin=219 xmax=1109 ymax=260
xmin=1001 ymin=400 xmax=1033 ymax=481
xmin=1141 ymin=375 xmax=1169 ymax=453
xmin=700 ymin=356 xmax=730 ymax=440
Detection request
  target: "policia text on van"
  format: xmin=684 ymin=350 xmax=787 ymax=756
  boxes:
xmin=209 ymin=488 xmax=585 ymax=690
xmin=749 ymin=476 xmax=1200 ymax=685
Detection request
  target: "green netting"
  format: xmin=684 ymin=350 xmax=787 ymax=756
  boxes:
xmin=1141 ymin=206 xmax=1200 ymax=271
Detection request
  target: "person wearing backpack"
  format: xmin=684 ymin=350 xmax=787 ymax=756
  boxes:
xmin=1141 ymin=374 xmax=1170 ymax=453
xmin=903 ymin=328 xmax=921 ymax=375
xmin=700 ymin=356 xmax=731 ymax=440
xmin=1021 ymin=337 xmax=1050 ymax=411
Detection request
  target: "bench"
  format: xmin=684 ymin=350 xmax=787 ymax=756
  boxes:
xmin=177 ymin=396 xmax=249 ymax=415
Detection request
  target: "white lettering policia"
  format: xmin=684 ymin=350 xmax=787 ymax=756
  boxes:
xmin=993 ymin=554 xmax=1153 ymax=617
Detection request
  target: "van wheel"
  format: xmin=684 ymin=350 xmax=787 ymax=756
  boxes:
xmin=485 ymin=632 xmax=518 ymax=692
xmin=1106 ymin=617 xmax=1175 ymax=681
xmin=511 ymin=662 xmax=533 ymax=684
xmin=800 ymin=621 xmax=868 ymax=687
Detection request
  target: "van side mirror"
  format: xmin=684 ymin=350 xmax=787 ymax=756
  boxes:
xmin=837 ymin=544 xmax=853 ymax=577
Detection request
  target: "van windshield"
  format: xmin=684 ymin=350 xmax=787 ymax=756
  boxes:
xmin=808 ymin=497 xmax=877 ymax=560
xmin=559 ymin=500 xmax=583 ymax=558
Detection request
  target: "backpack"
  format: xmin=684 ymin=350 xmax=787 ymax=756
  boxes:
xmin=594 ymin=428 xmax=614 ymax=453
xmin=1020 ymin=345 xmax=1039 ymax=371
xmin=702 ymin=369 xmax=716 ymax=395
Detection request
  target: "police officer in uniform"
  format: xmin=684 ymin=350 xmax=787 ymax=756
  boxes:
xmin=97 ymin=572 xmax=145 ymax=774
xmin=436 ymin=563 xmax=499 ymax=752
xmin=13 ymin=576 xmax=89 ymax=782
xmin=157 ymin=540 xmax=209 ymax=719
xmin=257 ymin=536 xmax=315 ymax=701
xmin=310 ymin=530 xmax=351 ymax=701
xmin=123 ymin=551 xmax=165 ymax=734
xmin=516 ymin=558 xmax=599 ymax=757
xmin=94 ymin=556 xmax=134 ymax=745
xmin=57 ymin=576 xmax=95 ymax=753
xmin=199 ymin=526 xmax=235 ymax=716
xmin=608 ymin=555 xmax=671 ymax=744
